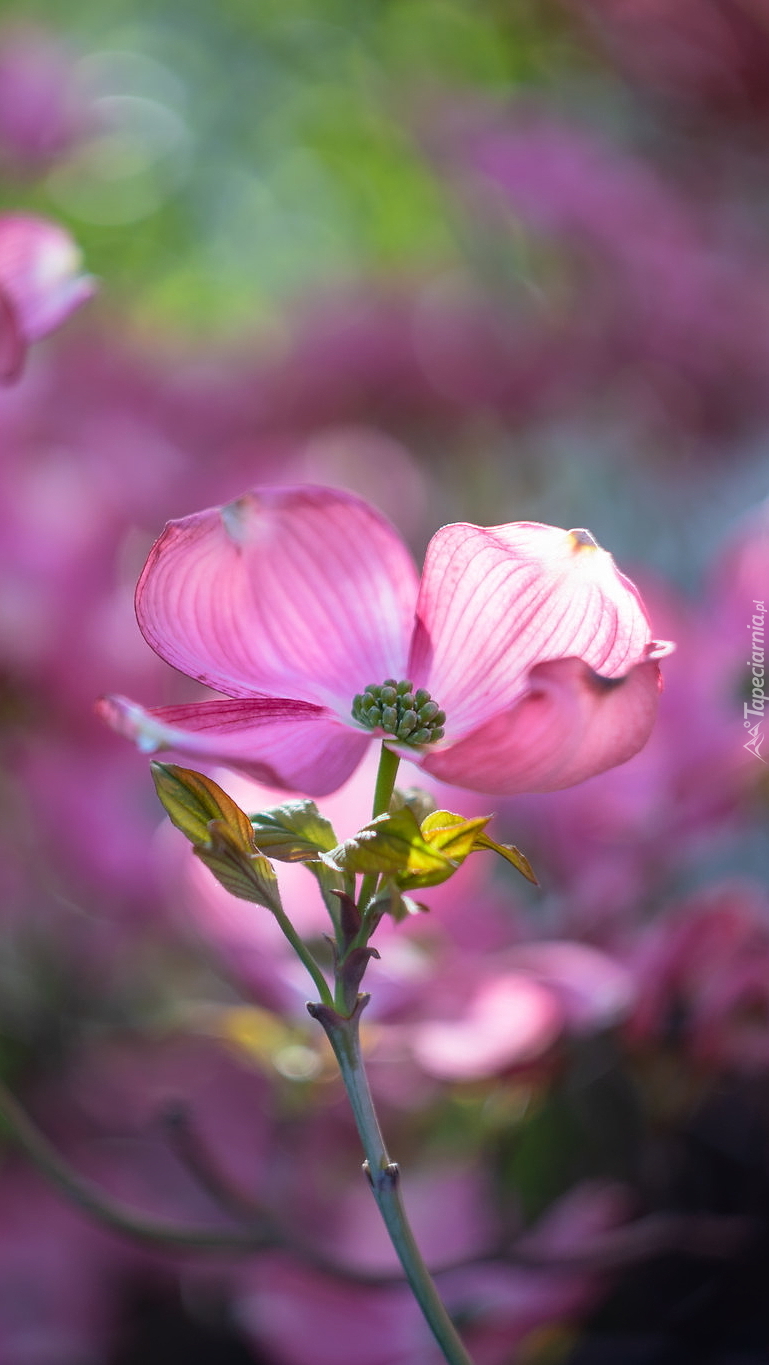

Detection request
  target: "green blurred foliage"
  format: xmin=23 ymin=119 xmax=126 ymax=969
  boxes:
xmin=1 ymin=0 xmax=579 ymax=336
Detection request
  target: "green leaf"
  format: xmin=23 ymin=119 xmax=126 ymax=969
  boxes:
xmin=325 ymin=807 xmax=454 ymax=881
xmin=420 ymin=809 xmax=539 ymax=886
xmin=151 ymin=762 xmax=256 ymax=850
xmin=472 ymin=832 xmax=538 ymax=885
xmin=248 ymin=800 xmax=344 ymax=925
xmin=392 ymin=808 xmax=488 ymax=889
xmin=249 ymin=800 xmax=338 ymax=861
xmin=150 ymin=763 xmax=283 ymax=910
xmin=420 ymin=810 xmax=491 ymax=859
xmin=195 ymin=822 xmax=282 ymax=913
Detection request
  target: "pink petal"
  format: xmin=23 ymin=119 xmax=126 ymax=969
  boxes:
xmin=506 ymin=941 xmax=635 ymax=1033
xmin=0 ymin=286 xmax=24 ymax=381
xmin=411 ymin=972 xmax=563 ymax=1080
xmin=421 ymin=654 xmax=664 ymax=794
xmin=516 ymin=1181 xmax=632 ymax=1260
xmin=409 ymin=521 xmax=659 ymax=737
xmin=136 ymin=485 xmax=420 ymax=712
xmin=96 ymin=694 xmax=369 ymax=796
xmin=240 ymin=1257 xmax=425 ymax=1365
xmin=0 ymin=213 xmax=95 ymax=339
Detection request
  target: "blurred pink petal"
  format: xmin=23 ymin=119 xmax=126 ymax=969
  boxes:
xmin=0 ymin=27 xmax=83 ymax=166
xmin=0 ymin=213 xmax=94 ymax=341
xmin=96 ymin=694 xmax=368 ymax=796
xmin=239 ymin=1180 xmax=630 ymax=1365
xmin=0 ymin=284 xmax=23 ymax=379
xmin=240 ymin=1256 xmax=430 ymax=1365
xmin=422 ymin=654 xmax=665 ymax=795
xmin=516 ymin=1179 xmax=633 ymax=1258
xmin=136 ymin=484 xmax=419 ymax=709
xmin=0 ymin=1168 xmax=129 ymax=1365
xmin=453 ymin=111 xmax=769 ymax=445
xmin=506 ymin=940 xmax=635 ymax=1032
xmin=628 ymin=885 xmax=769 ymax=1074
xmin=411 ymin=972 xmax=563 ymax=1080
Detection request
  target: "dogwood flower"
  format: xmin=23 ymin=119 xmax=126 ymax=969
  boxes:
xmin=98 ymin=485 xmax=672 ymax=797
xmin=0 ymin=213 xmax=95 ymax=381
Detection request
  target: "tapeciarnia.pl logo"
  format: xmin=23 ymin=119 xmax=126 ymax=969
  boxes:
xmin=744 ymin=599 xmax=766 ymax=762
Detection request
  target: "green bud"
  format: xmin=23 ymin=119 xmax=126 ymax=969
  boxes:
xmin=351 ymin=679 xmax=447 ymax=748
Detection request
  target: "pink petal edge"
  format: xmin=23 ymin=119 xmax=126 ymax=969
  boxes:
xmin=420 ymin=653 xmax=665 ymax=795
xmin=96 ymin=694 xmax=370 ymax=797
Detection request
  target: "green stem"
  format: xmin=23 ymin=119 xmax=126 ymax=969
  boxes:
xmin=358 ymin=743 xmax=401 ymax=913
xmin=372 ymin=743 xmax=401 ymax=818
xmin=272 ymin=902 xmax=334 ymax=1008
xmin=309 ymin=1001 xmax=474 ymax=1365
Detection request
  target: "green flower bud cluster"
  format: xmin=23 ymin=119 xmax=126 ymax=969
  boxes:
xmin=351 ymin=679 xmax=446 ymax=747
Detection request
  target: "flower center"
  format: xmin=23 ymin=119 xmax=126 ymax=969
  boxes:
xmin=351 ymin=679 xmax=446 ymax=747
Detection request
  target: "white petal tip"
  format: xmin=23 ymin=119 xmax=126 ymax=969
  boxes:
xmin=221 ymin=495 xmax=256 ymax=546
xmin=568 ymin=528 xmax=600 ymax=551
xmin=646 ymin=639 xmax=676 ymax=659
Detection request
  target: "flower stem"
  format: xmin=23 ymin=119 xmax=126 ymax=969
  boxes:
xmin=272 ymin=901 xmax=334 ymax=1007
xmin=358 ymin=743 xmax=401 ymax=913
xmin=308 ymin=999 xmax=475 ymax=1365
xmin=372 ymin=742 xmax=401 ymax=818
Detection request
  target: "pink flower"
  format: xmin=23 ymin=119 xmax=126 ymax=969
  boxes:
xmin=0 ymin=213 xmax=94 ymax=380
xmin=409 ymin=942 xmax=634 ymax=1082
xmin=98 ymin=485 xmax=671 ymax=798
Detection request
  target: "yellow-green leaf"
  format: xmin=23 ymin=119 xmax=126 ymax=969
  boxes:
xmin=150 ymin=763 xmax=285 ymax=909
xmin=195 ymin=821 xmax=282 ymax=912
xmin=420 ymin=810 xmax=492 ymax=860
xmin=325 ymin=807 xmax=453 ymax=881
xmin=151 ymin=762 xmax=255 ymax=852
xmin=418 ymin=808 xmax=538 ymax=886
xmin=472 ymin=831 xmax=538 ymax=885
